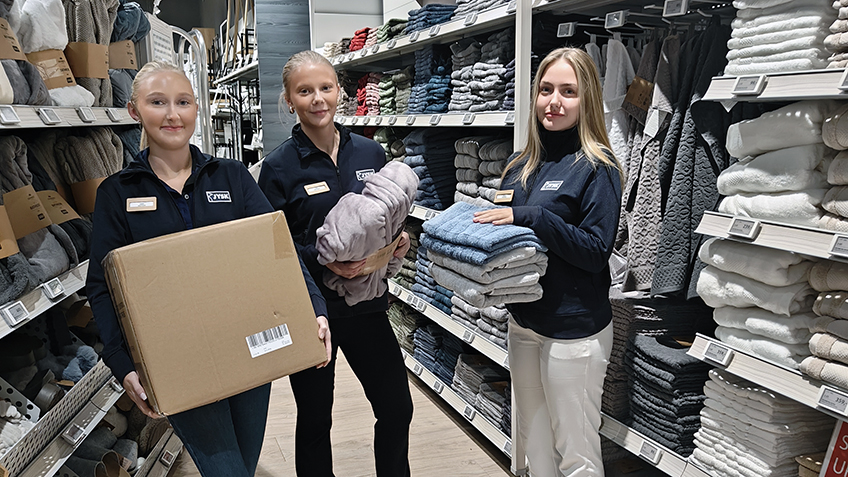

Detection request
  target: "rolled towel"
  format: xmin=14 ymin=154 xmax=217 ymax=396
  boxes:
xmin=811 ymin=316 xmax=848 ymax=340
xmin=824 ymin=103 xmax=848 ymax=150
xmin=698 ymin=237 xmax=813 ymax=287
xmin=810 ymin=332 xmax=848 ymax=365
xmin=822 ymin=186 xmax=848 ymax=218
xmin=696 ymin=265 xmax=816 ymax=316
xmin=800 ymin=355 xmax=848 ymax=388
xmin=716 ymin=144 xmax=833 ymax=195
xmin=718 ymin=189 xmax=827 ymax=228
xmin=829 ymin=150 xmax=848 ymax=185
xmin=819 ymin=212 xmax=848 ymax=232
xmin=809 ymin=260 xmax=848 ymax=291
xmin=726 ymin=100 xmax=835 ymax=158
xmin=814 ymin=291 xmax=848 ymax=318
xmin=713 ymin=306 xmax=815 ymax=344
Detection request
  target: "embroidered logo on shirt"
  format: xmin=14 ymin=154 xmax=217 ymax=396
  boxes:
xmin=356 ymin=169 xmax=376 ymax=181
xmin=206 ymin=191 xmax=232 ymax=203
xmin=541 ymin=181 xmax=563 ymax=191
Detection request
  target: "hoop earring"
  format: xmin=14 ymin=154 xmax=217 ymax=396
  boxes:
xmin=289 ymin=106 xmax=295 ymax=114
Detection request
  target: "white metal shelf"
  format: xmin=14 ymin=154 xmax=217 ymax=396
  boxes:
xmin=0 ymin=107 xmax=136 ymax=129
xmin=687 ymin=334 xmax=848 ymax=421
xmin=329 ymin=4 xmax=515 ymax=70
xmin=389 ymin=280 xmax=510 ymax=370
xmin=336 ymin=111 xmax=515 ymax=128
xmin=599 ymin=414 xmax=696 ymax=477
xmin=401 ymin=350 xmax=512 ymax=456
xmin=695 ymin=211 xmax=848 ymax=263
xmin=703 ymin=69 xmax=848 ymax=102
xmin=0 ymin=261 xmax=89 ymax=342
xmin=213 ymin=61 xmax=259 ymax=86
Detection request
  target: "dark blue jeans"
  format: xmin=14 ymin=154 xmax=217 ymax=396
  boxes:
xmin=168 ymin=383 xmax=272 ymax=477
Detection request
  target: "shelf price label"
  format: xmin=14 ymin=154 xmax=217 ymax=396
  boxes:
xmin=363 ymin=116 xmax=371 ymax=125
xmin=0 ymin=301 xmax=28 ymax=327
xmin=639 ymin=440 xmax=663 ymax=465
xmin=413 ymin=363 xmax=423 ymax=376
xmin=360 ymin=49 xmax=368 ymax=58
xmin=429 ymin=25 xmax=440 ymax=37
xmin=462 ymin=329 xmax=475 ymax=344
xmin=332 ymin=57 xmax=341 ymax=65
xmin=831 ymin=235 xmax=848 ymax=259
xmin=433 ymin=380 xmax=444 ymax=394
xmin=351 ymin=117 xmax=359 ymax=126
xmin=374 ymin=116 xmax=383 ymax=125
xmin=505 ymin=111 xmax=515 ymax=124
xmin=503 ymin=439 xmax=512 ymax=455
xmin=819 ymin=386 xmax=848 ymax=415
xmin=347 ymin=53 xmax=355 ymax=62
xmin=62 ymin=423 xmax=86 ymax=445
xmin=429 ymin=114 xmax=441 ymax=125
xmin=605 ymin=10 xmax=628 ymax=29
xmin=727 ymin=217 xmax=761 ymax=240
xmin=388 ymin=116 xmax=397 ymax=125
xmin=464 ymin=13 xmax=478 ymax=26
xmin=387 ymin=39 xmax=397 ymax=49
xmin=423 ymin=208 xmax=438 ymax=220
xmin=406 ymin=115 xmax=416 ymax=125
xmin=409 ymin=295 xmax=427 ymax=313
xmin=106 ymin=108 xmax=124 ymax=122
xmin=371 ymin=45 xmax=380 ymax=54
xmin=77 ymin=107 xmax=96 ymax=123
xmin=159 ymin=450 xmax=177 ymax=468
xmin=732 ymin=75 xmax=767 ymax=96
xmin=409 ymin=31 xmax=420 ymax=42
xmin=463 ymin=405 xmax=476 ymax=421
xmin=663 ymin=0 xmax=689 ymax=17
xmin=462 ymin=113 xmax=475 ymax=125
xmin=337 ymin=117 xmax=347 ymax=125
xmin=703 ymin=341 xmax=734 ymax=366
xmin=0 ymin=105 xmax=20 ymax=125
xmin=42 ymin=277 xmax=65 ymax=300
xmin=507 ymin=0 xmax=517 ymax=13
xmin=557 ymin=22 xmax=576 ymax=38
xmin=389 ymin=281 xmax=401 ymax=296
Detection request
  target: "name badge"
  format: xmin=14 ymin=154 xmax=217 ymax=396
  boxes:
xmin=126 ymin=197 xmax=157 ymax=212
xmin=493 ymin=190 xmax=514 ymax=204
xmin=541 ymin=181 xmax=563 ymax=191
xmin=206 ymin=191 xmax=232 ymax=203
xmin=356 ymin=169 xmax=375 ymax=181
xmin=304 ymin=181 xmax=330 ymax=196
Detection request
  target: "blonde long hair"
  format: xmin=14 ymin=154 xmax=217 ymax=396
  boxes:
xmin=504 ymin=47 xmax=623 ymax=188
xmin=129 ymin=61 xmax=191 ymax=150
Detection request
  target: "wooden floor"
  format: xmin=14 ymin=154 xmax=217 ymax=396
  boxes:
xmin=170 ymin=350 xmax=513 ymax=476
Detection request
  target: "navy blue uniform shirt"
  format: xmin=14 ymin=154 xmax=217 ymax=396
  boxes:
xmin=506 ymin=126 xmax=622 ymax=339
xmin=86 ymin=145 xmax=328 ymax=383
xmin=258 ymin=123 xmax=389 ymax=319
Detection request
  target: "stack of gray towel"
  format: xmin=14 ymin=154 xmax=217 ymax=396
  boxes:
xmin=453 ymin=136 xmax=512 ymax=208
xmin=451 ymin=0 xmax=509 ymax=18
xmin=394 ymin=222 xmax=421 ymax=291
xmin=691 ymin=369 xmax=834 ymax=477
xmin=450 ymin=293 xmax=510 ymax=348
xmin=451 ymin=353 xmax=509 ymax=406
xmin=475 ymin=380 xmax=509 ymax=431
xmin=421 ymin=202 xmax=548 ymax=309
xmin=799 ymin=261 xmax=848 ymax=389
xmin=392 ymin=67 xmax=413 ymax=114
xmin=463 ymin=28 xmax=513 ymax=112
xmin=827 ymin=0 xmax=848 ymax=68
xmin=817 ymin=103 xmax=848 ymax=232
xmin=448 ymin=38 xmax=482 ymax=113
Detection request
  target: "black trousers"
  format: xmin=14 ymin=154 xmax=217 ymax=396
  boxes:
xmin=289 ymin=311 xmax=413 ymax=477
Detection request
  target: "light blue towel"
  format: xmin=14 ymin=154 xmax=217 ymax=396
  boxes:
xmin=422 ymin=201 xmax=546 ymax=253
xmin=421 ymin=234 xmax=546 ymax=265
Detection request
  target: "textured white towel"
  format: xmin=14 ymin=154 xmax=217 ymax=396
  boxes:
xmin=800 ymin=355 xmax=848 ymax=388
xmin=823 ymin=103 xmax=848 ymax=151
xmin=828 ymin=151 xmax=848 ymax=184
xmin=726 ymin=101 xmax=835 ymax=158
xmin=725 ymin=58 xmax=829 ymax=75
xmin=822 ymin=186 xmax=848 ymax=217
xmin=716 ymin=144 xmax=833 ymax=195
xmin=727 ymin=28 xmax=827 ymax=50
xmin=735 ymin=0 xmax=833 ymax=20
xmin=697 ymin=265 xmax=816 ymax=316
xmin=713 ymin=306 xmax=815 ymax=344
xmin=698 ymin=237 xmax=812 ymax=287
xmin=715 ymin=326 xmax=810 ymax=369
xmin=810 ymin=332 xmax=848 ymax=365
xmin=727 ymin=35 xmax=828 ymax=60
xmin=732 ymin=15 xmax=831 ymax=37
xmin=819 ymin=212 xmax=848 ymax=231
xmin=718 ymin=189 xmax=827 ymax=228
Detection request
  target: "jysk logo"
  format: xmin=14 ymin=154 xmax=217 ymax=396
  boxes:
xmin=541 ymin=181 xmax=563 ymax=191
xmin=206 ymin=191 xmax=232 ymax=203
xmin=356 ymin=169 xmax=376 ymax=181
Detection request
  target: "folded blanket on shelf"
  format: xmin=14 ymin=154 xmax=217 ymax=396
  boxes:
xmin=726 ymin=101 xmax=835 ymax=159
xmin=727 ymin=27 xmax=828 ymax=50
xmin=731 ymin=15 xmax=831 ymax=38
xmin=698 ymin=237 xmax=812 ymax=287
xmin=718 ymin=189 xmax=827 ymax=228
xmin=716 ymin=326 xmax=810 ymax=368
xmin=716 ymin=143 xmax=833 ymax=195
xmin=697 ymin=265 xmax=816 ymax=316
xmin=713 ymin=306 xmax=815 ymax=344
xmin=725 ymin=58 xmax=829 ymax=75
xmin=53 ymin=127 xmax=125 ymax=215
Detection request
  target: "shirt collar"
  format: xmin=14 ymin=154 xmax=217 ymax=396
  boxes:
xmin=291 ymin=122 xmax=351 ymax=160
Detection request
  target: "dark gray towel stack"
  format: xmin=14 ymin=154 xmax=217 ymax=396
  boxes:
xmin=451 ymin=353 xmax=509 ymax=406
xmin=501 ymin=384 xmax=511 ymax=436
xmin=388 ymin=302 xmax=427 ymax=355
xmin=433 ymin=333 xmax=465 ymax=384
xmin=448 ymin=39 xmax=482 ymax=113
xmin=413 ymin=323 xmax=443 ymax=371
xmin=453 ymin=136 xmax=494 ymax=207
xmin=502 ymin=58 xmax=515 ymax=111
xmin=396 ymin=222 xmax=422 ymax=290
xmin=452 ymin=0 xmax=509 ymax=18
xmin=404 ymin=4 xmax=458 ymax=34
xmin=392 ymin=67 xmax=413 ymax=114
xmin=625 ymin=335 xmax=711 ymax=457
xmin=475 ymin=380 xmax=510 ymax=429
xmin=403 ymin=128 xmax=461 ymax=210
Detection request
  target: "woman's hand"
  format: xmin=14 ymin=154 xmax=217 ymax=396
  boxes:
xmin=393 ymin=231 xmax=410 ymax=259
xmin=122 ymin=371 xmax=160 ymax=419
xmin=326 ymin=259 xmax=366 ymax=279
xmin=473 ymin=208 xmax=514 ymax=225
xmin=316 ymin=315 xmax=332 ymax=368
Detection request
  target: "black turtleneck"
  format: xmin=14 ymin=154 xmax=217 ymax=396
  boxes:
xmin=539 ymin=123 xmax=582 ymax=161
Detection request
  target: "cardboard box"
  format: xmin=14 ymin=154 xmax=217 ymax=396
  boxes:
xmin=104 ymin=211 xmax=326 ymax=415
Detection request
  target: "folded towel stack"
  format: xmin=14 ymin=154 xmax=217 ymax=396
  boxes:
xmin=450 ymin=293 xmax=511 ymax=348
xmin=502 ymin=58 xmax=515 ymax=112
xmin=722 ymin=100 xmax=842 ymax=230
xmin=355 ymin=74 xmax=368 ymax=116
xmin=339 ymin=38 xmax=351 ymax=54
xmin=375 ymin=18 xmax=407 ymax=43
xmin=468 ymin=62 xmax=507 ymax=112
xmin=365 ymin=72 xmax=382 ymax=116
xmin=364 ymin=26 xmax=378 ymax=49
xmin=625 ymin=335 xmax=711 ymax=456
xmin=451 ymin=353 xmax=509 ymax=406
xmin=727 ymin=0 xmax=835 ymax=75
xmin=403 ymin=128 xmax=462 ymax=210
xmin=480 ymin=27 xmax=514 ymax=65
xmin=448 ymin=38 xmax=481 ymax=113
xmin=815 ymin=104 xmax=848 ymax=231
xmin=453 ymin=136 xmax=494 ymax=207
xmin=349 ymin=27 xmax=369 ymax=51
xmin=433 ymin=332 xmax=465 ymax=384
xmin=798 ymin=260 xmax=848 ymax=388
xmin=421 ymin=202 xmax=548 ymax=308
xmin=395 ymin=222 xmax=422 ymax=290
xmin=827 ymin=0 xmax=848 ymax=67
xmin=388 ymin=302 xmax=427 ymax=355
xmin=475 ymin=380 xmax=510 ymax=433
xmin=796 ymin=453 xmax=825 ymax=477
xmin=378 ymin=74 xmax=396 ymax=116
xmin=338 ymin=71 xmax=360 ymax=116
xmin=413 ymin=323 xmax=443 ymax=371
xmin=477 ymin=137 xmax=512 ymax=195
xmin=691 ymin=369 xmax=834 ymax=477
xmin=392 ymin=67 xmax=413 ymax=114
xmin=408 ymin=45 xmax=452 ymax=115
xmin=373 ymin=127 xmax=404 ymax=162
xmin=452 ymin=0 xmax=509 ymax=18
xmin=322 ymin=42 xmax=341 ymax=58
xmin=451 ymin=38 xmax=482 ymax=70
xmin=404 ymin=4 xmax=458 ymax=34
xmin=413 ymin=243 xmax=454 ymax=316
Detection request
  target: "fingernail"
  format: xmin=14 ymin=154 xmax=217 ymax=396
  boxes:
xmin=140 ymin=392 xmax=147 ymax=400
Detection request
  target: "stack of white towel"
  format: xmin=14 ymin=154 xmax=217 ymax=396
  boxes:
xmin=453 ymin=136 xmax=512 ymax=208
xmin=322 ymin=41 xmax=342 ymax=58
xmin=726 ymin=0 xmax=836 ymax=75
xmin=827 ymin=0 xmax=848 ymax=67
xmin=690 ymin=369 xmax=834 ymax=477
xmin=721 ymin=100 xmax=839 ymax=230
xmin=799 ymin=261 xmax=848 ymax=389
xmin=696 ymin=237 xmax=816 ymax=369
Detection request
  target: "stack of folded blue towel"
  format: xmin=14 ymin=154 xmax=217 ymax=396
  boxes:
xmin=421 ymin=202 xmax=548 ymax=308
xmin=413 ymin=244 xmax=454 ymax=316
xmin=403 ymin=128 xmax=461 ymax=210
xmin=433 ymin=333 xmax=465 ymax=384
xmin=413 ymin=323 xmax=442 ymax=371
xmin=408 ymin=46 xmax=452 ymax=114
xmin=404 ymin=4 xmax=458 ymax=34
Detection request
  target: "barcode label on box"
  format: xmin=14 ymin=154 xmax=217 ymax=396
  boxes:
xmin=246 ymin=324 xmax=292 ymax=358
xmin=819 ymin=386 xmax=848 ymax=415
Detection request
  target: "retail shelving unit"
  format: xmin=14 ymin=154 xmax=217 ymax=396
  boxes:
xmin=0 ymin=107 xmax=136 ymax=129
xmin=704 ymin=69 xmax=848 ymax=102
xmin=336 ymin=111 xmax=516 ymax=128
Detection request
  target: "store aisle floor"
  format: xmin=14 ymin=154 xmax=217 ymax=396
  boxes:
xmin=170 ymin=349 xmax=513 ymax=476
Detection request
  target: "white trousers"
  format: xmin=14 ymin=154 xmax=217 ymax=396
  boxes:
xmin=508 ymin=319 xmax=613 ymax=477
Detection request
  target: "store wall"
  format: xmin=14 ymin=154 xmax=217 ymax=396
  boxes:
xmin=310 ymin=0 xmax=383 ymax=49
xmin=383 ymin=0 xmax=418 ymax=23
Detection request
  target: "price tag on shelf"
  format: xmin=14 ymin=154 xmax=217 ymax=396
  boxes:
xmin=409 ymin=31 xmax=420 ymax=42
xmin=507 ymin=0 xmax=517 ymax=13
xmin=387 ymin=39 xmax=397 ymax=49
xmin=333 ymin=57 xmax=341 ymax=65
xmin=389 ymin=281 xmax=401 ymax=296
xmin=388 ymin=116 xmax=398 ymax=125
xmin=371 ymin=45 xmax=380 ymax=54
xmin=557 ymin=22 xmax=576 ymax=38
xmin=0 ymin=105 xmax=20 ymax=125
xmin=462 ymin=113 xmax=475 ymax=125
xmin=703 ymin=341 xmax=734 ymax=366
xmin=639 ymin=440 xmax=663 ymax=465
xmin=502 ymin=354 xmax=510 ymax=369
xmin=463 ymin=405 xmax=476 ymax=421
xmin=0 ymin=301 xmax=28 ymax=327
xmin=360 ymin=49 xmax=368 ymax=58
xmin=32 ymin=109 xmax=62 ymax=127
xmin=413 ymin=363 xmax=423 ymax=376
xmin=429 ymin=114 xmax=441 ymax=125
xmin=462 ymin=329 xmax=475 ymax=344
xmin=732 ymin=75 xmax=767 ymax=96
xmin=605 ymin=10 xmax=628 ymax=29
xmin=503 ymin=439 xmax=512 ymax=455
xmin=464 ymin=13 xmax=478 ymax=26
xmin=77 ymin=107 xmax=96 ymax=123
xmin=106 ymin=108 xmax=124 ymax=122
xmin=42 ymin=277 xmax=65 ymax=300
xmin=108 ymin=376 xmax=124 ymax=393
xmin=423 ymin=208 xmax=438 ymax=220
xmin=429 ymin=25 xmax=440 ymax=37
xmin=410 ymin=296 xmax=427 ymax=313
xmin=433 ymin=380 xmax=444 ymax=394
xmin=663 ymin=0 xmax=689 ymax=17
xmin=374 ymin=116 xmax=383 ymax=125
xmin=363 ymin=116 xmax=371 ymax=125
xmin=505 ymin=111 xmax=515 ymax=124
xmin=818 ymin=386 xmax=848 ymax=415
xmin=62 ymin=423 xmax=86 ymax=445
xmin=727 ymin=217 xmax=761 ymax=239
xmin=406 ymin=115 xmax=416 ymax=125
xmin=831 ymin=235 xmax=848 ymax=259
xmin=338 ymin=117 xmax=347 ymax=125
xmin=159 ymin=450 xmax=177 ymax=468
